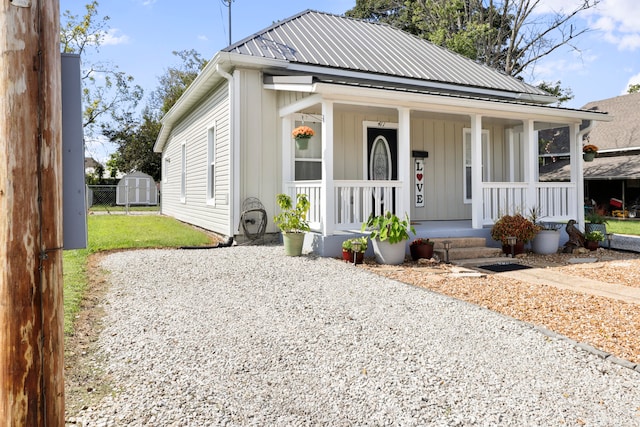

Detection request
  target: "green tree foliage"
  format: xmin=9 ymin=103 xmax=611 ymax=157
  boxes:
xmin=60 ymin=1 xmax=143 ymax=133
xmin=536 ymin=80 xmax=574 ymax=106
xmin=102 ymin=109 xmax=162 ymax=181
xmin=627 ymin=84 xmax=640 ymax=93
xmin=346 ymin=0 xmax=600 ymax=79
xmin=103 ymin=50 xmax=208 ymax=181
xmin=150 ymin=49 xmax=208 ymax=115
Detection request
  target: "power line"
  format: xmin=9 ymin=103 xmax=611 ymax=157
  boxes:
xmin=221 ymin=0 xmax=233 ymax=46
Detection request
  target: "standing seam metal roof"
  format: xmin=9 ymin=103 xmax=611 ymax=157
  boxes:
xmin=224 ymin=10 xmax=548 ymax=97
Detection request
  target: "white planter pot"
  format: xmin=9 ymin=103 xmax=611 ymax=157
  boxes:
xmin=532 ymin=230 xmax=560 ymax=255
xmin=371 ymin=239 xmax=407 ymax=265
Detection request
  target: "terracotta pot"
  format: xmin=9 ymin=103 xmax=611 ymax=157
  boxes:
xmin=342 ymin=250 xmax=364 ymax=264
xmin=410 ymin=243 xmax=434 ymax=261
xmin=501 ymin=241 xmax=525 ymax=256
xmin=585 ymin=240 xmax=599 ymax=251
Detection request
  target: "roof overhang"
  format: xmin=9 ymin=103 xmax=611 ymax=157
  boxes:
xmin=283 ymin=80 xmax=611 ymax=125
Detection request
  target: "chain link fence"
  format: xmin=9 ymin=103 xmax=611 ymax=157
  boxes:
xmin=87 ymin=185 xmax=160 ymax=214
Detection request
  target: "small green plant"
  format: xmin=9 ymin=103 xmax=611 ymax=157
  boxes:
xmin=585 ymin=230 xmax=605 ymax=242
xmin=342 ymin=236 xmax=368 ymax=253
xmin=361 ymin=212 xmax=415 ymax=244
xmin=273 ymin=193 xmax=310 ymax=233
xmin=527 ymin=207 xmax=562 ymax=231
xmin=585 ymin=211 xmax=608 ymax=224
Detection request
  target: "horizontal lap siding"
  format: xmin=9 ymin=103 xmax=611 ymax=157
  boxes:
xmin=161 ymin=83 xmax=231 ymax=235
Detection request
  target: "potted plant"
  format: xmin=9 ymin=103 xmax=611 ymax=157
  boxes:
xmin=584 ymin=230 xmax=604 ymax=251
xmin=409 ymin=238 xmax=434 ymax=261
xmin=490 ymin=213 xmax=540 ymax=255
xmin=292 ymin=125 xmax=314 ymax=150
xmin=585 ymin=211 xmax=607 ymax=235
xmin=361 ymin=211 xmax=415 ymax=265
xmin=583 ymin=144 xmax=598 ymax=162
xmin=341 ymin=237 xmax=368 ymax=264
xmin=273 ymin=193 xmax=310 ymax=256
xmin=528 ymin=207 xmax=562 ymax=255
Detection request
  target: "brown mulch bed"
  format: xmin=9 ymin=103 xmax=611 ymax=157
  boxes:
xmin=360 ymin=248 xmax=640 ymax=365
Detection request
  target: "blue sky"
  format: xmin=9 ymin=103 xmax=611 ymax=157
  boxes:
xmin=60 ymin=0 xmax=640 ymax=161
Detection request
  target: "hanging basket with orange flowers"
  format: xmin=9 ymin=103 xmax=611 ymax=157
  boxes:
xmin=583 ymin=144 xmax=598 ymax=162
xmin=292 ymin=126 xmax=315 ymax=150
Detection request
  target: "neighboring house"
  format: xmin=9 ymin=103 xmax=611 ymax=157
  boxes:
xmin=84 ymin=156 xmax=102 ymax=176
xmin=540 ymin=93 xmax=640 ymax=214
xmin=153 ymin=10 xmax=609 ymax=256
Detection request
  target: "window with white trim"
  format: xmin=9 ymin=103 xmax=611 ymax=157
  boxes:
xmin=294 ymin=119 xmax=322 ymax=180
xmin=463 ymin=129 xmax=490 ymax=203
xmin=206 ymin=127 xmax=216 ymax=204
xmin=180 ymin=142 xmax=186 ymax=203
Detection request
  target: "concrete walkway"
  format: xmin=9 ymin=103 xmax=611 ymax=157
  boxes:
xmin=501 ymin=267 xmax=640 ymax=304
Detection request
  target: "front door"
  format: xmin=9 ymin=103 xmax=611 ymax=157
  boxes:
xmin=367 ymin=127 xmax=398 ymax=215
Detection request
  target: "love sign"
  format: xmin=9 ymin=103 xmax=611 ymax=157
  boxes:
xmin=415 ymin=159 xmax=424 ymax=207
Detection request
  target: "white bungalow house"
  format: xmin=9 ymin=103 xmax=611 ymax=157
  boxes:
xmin=153 ymin=10 xmax=610 ymax=256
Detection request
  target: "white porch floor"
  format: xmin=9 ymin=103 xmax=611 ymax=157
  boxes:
xmin=305 ymin=220 xmax=495 ymax=258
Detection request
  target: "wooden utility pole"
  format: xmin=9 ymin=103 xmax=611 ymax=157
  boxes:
xmin=0 ymin=1 xmax=65 ymax=425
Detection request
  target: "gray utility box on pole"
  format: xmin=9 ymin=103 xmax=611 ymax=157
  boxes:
xmin=61 ymin=53 xmax=88 ymax=250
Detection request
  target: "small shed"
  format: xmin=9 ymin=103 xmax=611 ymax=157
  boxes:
xmin=116 ymin=171 xmax=158 ymax=206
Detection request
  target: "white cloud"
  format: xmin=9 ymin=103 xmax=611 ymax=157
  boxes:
xmin=142 ymin=0 xmax=157 ymax=5
xmin=533 ymin=49 xmax=597 ymax=80
xmin=198 ymin=35 xmax=209 ymax=42
xmin=101 ymin=29 xmax=130 ymax=46
xmin=623 ymin=72 xmax=640 ymax=94
xmin=532 ymin=0 xmax=640 ymax=51
xmin=586 ymin=0 xmax=640 ymax=51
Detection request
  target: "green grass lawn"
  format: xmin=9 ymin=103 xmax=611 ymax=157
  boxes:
xmin=605 ymin=219 xmax=640 ymax=236
xmin=63 ymin=215 xmax=214 ymax=334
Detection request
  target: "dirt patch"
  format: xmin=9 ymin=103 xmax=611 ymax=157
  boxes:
xmin=64 ymin=253 xmax=113 ymax=417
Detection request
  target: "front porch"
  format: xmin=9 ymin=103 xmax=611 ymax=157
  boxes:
xmin=288 ymin=180 xmax=576 ymax=256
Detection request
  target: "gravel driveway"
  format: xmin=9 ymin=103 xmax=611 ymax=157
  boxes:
xmin=70 ymin=246 xmax=640 ymax=426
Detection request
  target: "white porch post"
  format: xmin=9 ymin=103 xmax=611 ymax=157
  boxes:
xmin=471 ymin=114 xmax=483 ymax=228
xmin=522 ymin=119 xmax=537 ymax=211
xmin=569 ymin=122 xmax=584 ymax=225
xmin=398 ymin=107 xmax=411 ymax=218
xmin=506 ymin=128 xmax=515 ymax=182
xmin=321 ymin=101 xmax=335 ymax=236
xmin=282 ymin=115 xmax=293 ymax=185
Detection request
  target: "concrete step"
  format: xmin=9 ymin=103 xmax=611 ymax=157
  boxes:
xmin=434 ymin=246 xmax=503 ymax=261
xmin=428 ymin=237 xmax=488 ymax=249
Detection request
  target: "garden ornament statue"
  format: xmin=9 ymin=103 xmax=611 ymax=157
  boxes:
xmin=563 ymin=220 xmax=585 ymax=253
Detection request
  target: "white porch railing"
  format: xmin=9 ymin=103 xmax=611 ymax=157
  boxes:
xmin=285 ymin=180 xmax=403 ymax=232
xmin=482 ymin=182 xmax=576 ymax=224
xmin=284 ymin=181 xmax=322 ymax=230
xmin=334 ymin=180 xmax=403 ymax=230
xmin=287 ymin=180 xmax=576 ymax=232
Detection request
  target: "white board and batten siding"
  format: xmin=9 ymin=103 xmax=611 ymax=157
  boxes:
xmin=237 ymin=69 xmax=282 ymax=234
xmin=161 ymin=82 xmax=231 ymax=236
